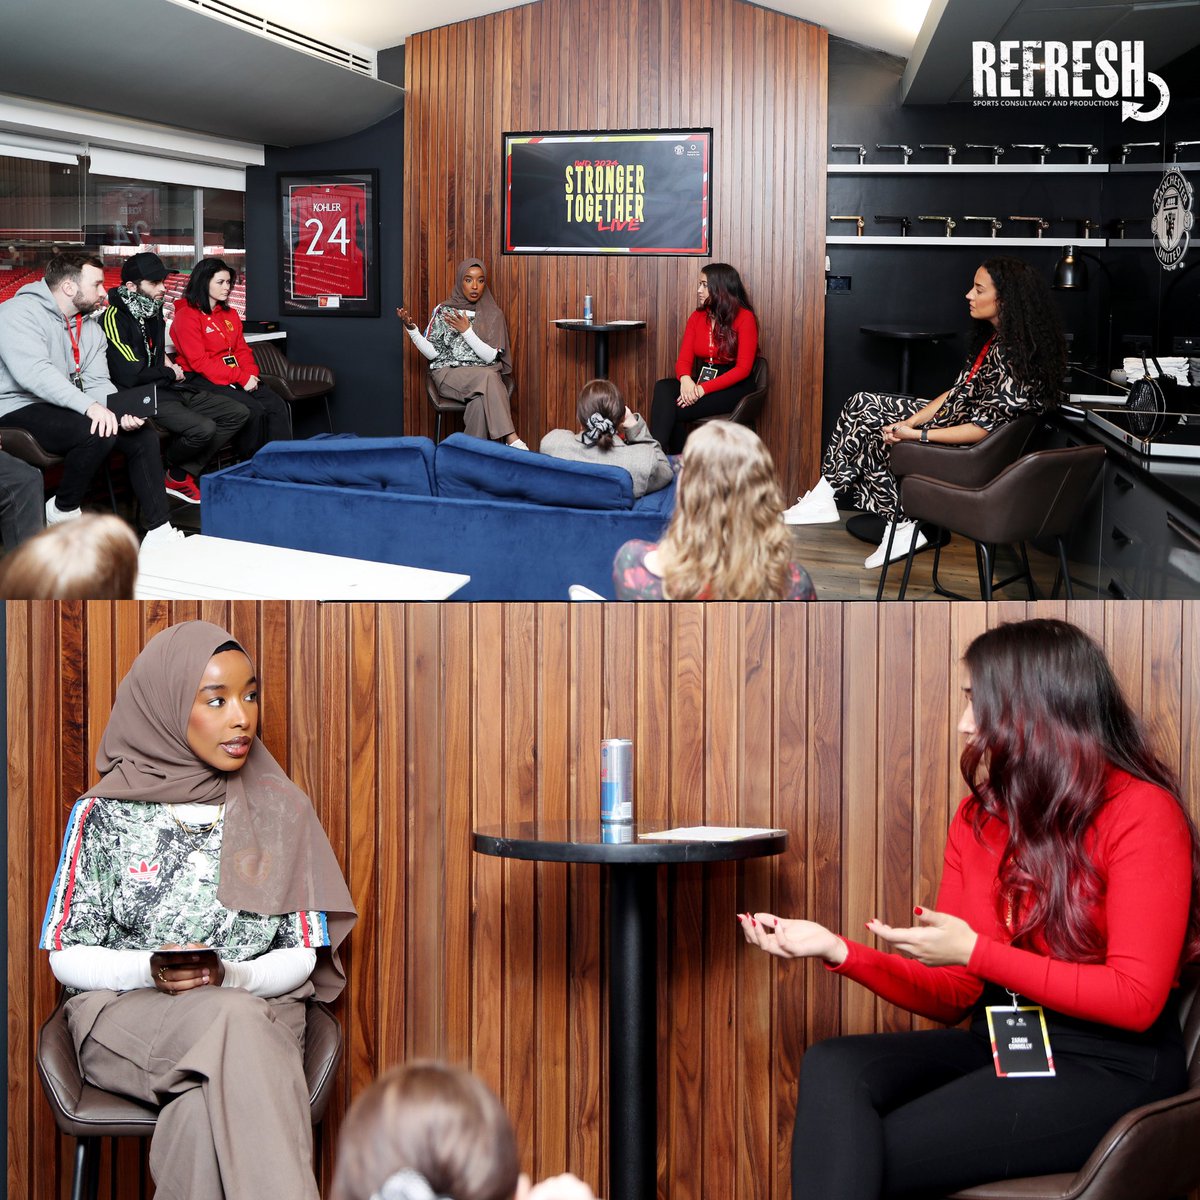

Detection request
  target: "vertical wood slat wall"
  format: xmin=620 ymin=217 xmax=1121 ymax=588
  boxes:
xmin=402 ymin=0 xmax=828 ymax=500
xmin=8 ymin=600 xmax=1200 ymax=1200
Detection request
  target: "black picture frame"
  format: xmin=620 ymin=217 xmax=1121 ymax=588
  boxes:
xmin=278 ymin=169 xmax=379 ymax=316
xmin=502 ymin=128 xmax=714 ymax=256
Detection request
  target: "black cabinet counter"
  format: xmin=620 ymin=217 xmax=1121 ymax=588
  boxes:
xmin=1051 ymin=410 xmax=1200 ymax=598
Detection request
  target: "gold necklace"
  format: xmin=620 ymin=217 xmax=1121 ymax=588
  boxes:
xmin=169 ymin=805 xmax=224 ymax=876
xmin=169 ymin=804 xmax=224 ymax=839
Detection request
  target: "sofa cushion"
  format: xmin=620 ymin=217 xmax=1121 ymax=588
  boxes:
xmin=435 ymin=432 xmax=634 ymax=510
xmin=246 ymin=437 xmax=435 ymax=495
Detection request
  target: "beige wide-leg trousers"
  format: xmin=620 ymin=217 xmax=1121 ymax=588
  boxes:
xmin=66 ymin=985 xmax=317 ymax=1200
xmin=432 ymin=363 xmax=516 ymax=440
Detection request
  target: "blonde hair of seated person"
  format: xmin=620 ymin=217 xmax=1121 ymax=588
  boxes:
xmin=657 ymin=421 xmax=794 ymax=600
xmin=0 ymin=513 xmax=138 ymax=599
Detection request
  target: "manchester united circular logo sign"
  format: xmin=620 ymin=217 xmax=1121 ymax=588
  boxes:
xmin=1151 ymin=169 xmax=1194 ymax=270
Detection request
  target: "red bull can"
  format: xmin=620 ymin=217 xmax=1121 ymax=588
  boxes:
xmin=600 ymin=738 xmax=634 ymax=823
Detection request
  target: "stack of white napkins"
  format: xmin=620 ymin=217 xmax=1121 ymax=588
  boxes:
xmin=1122 ymin=356 xmax=1192 ymax=385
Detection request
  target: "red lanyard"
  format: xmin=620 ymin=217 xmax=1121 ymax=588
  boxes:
xmin=966 ymin=336 xmax=994 ymax=383
xmin=65 ymin=313 xmax=84 ymax=374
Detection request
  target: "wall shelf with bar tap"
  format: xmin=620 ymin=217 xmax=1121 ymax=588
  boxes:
xmin=828 ymin=164 xmax=1109 ymax=175
xmin=826 ymin=236 xmax=1109 ymax=247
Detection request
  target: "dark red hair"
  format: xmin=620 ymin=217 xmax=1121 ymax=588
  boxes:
xmin=961 ymin=619 xmax=1200 ymax=965
xmin=698 ymin=262 xmax=754 ymax=360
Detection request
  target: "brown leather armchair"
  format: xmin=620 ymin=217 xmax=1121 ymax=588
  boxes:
xmin=252 ymin=341 xmax=335 ymax=432
xmin=888 ymin=413 xmax=1040 ymax=489
xmin=37 ymin=997 xmax=343 ymax=1200
xmin=882 ymin=444 xmax=1105 ymax=601
xmin=0 ymin=427 xmax=119 ymax=513
xmin=426 ymin=371 xmax=468 ymax=442
xmin=694 ymin=355 xmax=769 ymax=432
xmin=874 ymin=415 xmax=1041 ymax=599
xmin=946 ymin=967 xmax=1200 ymax=1200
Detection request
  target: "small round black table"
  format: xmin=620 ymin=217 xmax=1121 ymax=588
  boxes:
xmin=860 ymin=324 xmax=957 ymax=396
xmin=554 ymin=319 xmax=646 ymax=378
xmin=472 ymin=820 xmax=787 ymax=1200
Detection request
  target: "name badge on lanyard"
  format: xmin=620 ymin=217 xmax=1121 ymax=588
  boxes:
xmin=66 ymin=313 xmax=84 ymax=390
xmin=985 ymin=990 xmax=1055 ymax=1077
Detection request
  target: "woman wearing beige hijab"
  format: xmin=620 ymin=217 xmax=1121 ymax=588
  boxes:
xmin=40 ymin=620 xmax=355 ymax=1200
xmin=397 ymin=257 xmax=526 ymax=446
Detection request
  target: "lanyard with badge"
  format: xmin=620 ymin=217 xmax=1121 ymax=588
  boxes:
xmin=65 ymin=313 xmax=84 ymax=390
xmin=986 ymin=990 xmax=1055 ymax=1076
xmin=985 ymin=890 xmax=1055 ymax=1077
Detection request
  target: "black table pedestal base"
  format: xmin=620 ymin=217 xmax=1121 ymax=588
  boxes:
xmin=608 ymin=864 xmax=657 ymax=1200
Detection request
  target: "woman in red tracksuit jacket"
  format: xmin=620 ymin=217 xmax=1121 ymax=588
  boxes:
xmin=170 ymin=258 xmax=291 ymax=456
xmin=740 ymin=618 xmax=1200 ymax=1200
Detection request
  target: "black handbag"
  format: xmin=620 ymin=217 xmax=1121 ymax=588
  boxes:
xmin=1125 ymin=356 xmax=1176 ymax=437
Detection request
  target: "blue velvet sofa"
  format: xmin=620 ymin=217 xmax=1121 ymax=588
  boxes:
xmin=201 ymin=433 xmax=676 ymax=599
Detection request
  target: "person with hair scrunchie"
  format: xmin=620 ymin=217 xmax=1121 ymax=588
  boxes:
xmin=540 ymin=378 xmax=673 ymax=499
xmin=331 ymin=1060 xmax=595 ymax=1200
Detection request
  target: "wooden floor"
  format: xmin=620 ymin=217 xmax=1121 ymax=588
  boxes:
xmin=788 ymin=512 xmax=1095 ymax=601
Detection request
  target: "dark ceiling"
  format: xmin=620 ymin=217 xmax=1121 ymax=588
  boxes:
xmin=1 ymin=0 xmax=404 ymax=147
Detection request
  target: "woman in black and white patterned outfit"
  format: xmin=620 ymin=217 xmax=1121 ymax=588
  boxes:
xmin=784 ymin=257 xmax=1065 ymax=568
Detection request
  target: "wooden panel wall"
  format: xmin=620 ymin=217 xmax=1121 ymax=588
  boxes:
xmin=8 ymin=600 xmax=1200 ymax=1200
xmin=401 ymin=0 xmax=828 ymax=500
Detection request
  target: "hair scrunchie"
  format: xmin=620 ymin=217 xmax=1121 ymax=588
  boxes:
xmin=581 ymin=412 xmax=617 ymax=447
xmin=371 ymin=1169 xmax=449 ymax=1200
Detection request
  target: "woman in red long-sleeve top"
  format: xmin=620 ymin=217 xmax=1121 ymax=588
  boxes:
xmin=649 ymin=262 xmax=758 ymax=454
xmin=741 ymin=618 xmax=1200 ymax=1200
xmin=171 ymin=258 xmax=291 ymax=456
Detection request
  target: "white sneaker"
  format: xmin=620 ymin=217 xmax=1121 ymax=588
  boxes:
xmin=507 ymin=437 xmax=530 ymax=451
xmin=45 ymin=497 xmax=82 ymax=525
xmin=782 ymin=476 xmax=839 ymax=525
xmin=864 ymin=519 xmax=927 ymax=569
xmin=139 ymin=522 xmax=186 ymax=555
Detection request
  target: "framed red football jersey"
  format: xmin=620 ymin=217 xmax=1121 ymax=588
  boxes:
xmin=278 ymin=170 xmax=379 ymax=316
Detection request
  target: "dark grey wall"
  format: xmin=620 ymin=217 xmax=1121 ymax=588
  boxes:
xmin=823 ymin=37 xmax=1200 ymax=442
xmin=244 ymin=100 xmax=405 ymax=438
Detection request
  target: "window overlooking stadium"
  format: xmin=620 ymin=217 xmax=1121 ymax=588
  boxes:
xmin=0 ymin=154 xmax=247 ymax=314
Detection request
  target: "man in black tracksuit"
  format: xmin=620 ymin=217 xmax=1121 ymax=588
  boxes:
xmin=102 ymin=252 xmax=249 ymax=504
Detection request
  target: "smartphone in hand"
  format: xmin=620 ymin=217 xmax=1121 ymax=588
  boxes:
xmin=154 ymin=946 xmax=220 ymax=970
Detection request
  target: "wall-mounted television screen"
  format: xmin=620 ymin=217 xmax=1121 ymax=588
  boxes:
xmin=503 ymin=129 xmax=712 ymax=255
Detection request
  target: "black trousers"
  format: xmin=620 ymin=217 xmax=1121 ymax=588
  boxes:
xmin=0 ymin=450 xmax=44 ymax=549
xmin=649 ymin=366 xmax=755 ymax=453
xmin=155 ymin=386 xmax=250 ymax=476
xmin=185 ymin=376 xmax=291 ymax=456
xmin=0 ymin=403 xmax=168 ymax=529
xmin=791 ymin=1003 xmax=1187 ymax=1200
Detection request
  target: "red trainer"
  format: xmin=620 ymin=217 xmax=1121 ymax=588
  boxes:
xmin=164 ymin=471 xmax=202 ymax=504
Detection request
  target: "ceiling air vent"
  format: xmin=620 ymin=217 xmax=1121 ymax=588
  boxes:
xmin=167 ymin=0 xmax=376 ymax=76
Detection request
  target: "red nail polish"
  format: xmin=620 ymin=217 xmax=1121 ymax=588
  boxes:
xmin=914 ymin=906 xmax=923 ymax=915
xmin=773 ymin=919 xmax=779 ymax=928
xmin=751 ymin=918 xmax=757 ymax=927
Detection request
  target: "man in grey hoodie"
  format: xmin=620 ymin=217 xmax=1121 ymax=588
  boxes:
xmin=0 ymin=253 xmax=180 ymax=549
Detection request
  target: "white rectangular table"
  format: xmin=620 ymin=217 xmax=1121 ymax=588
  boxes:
xmin=136 ymin=535 xmax=469 ymax=600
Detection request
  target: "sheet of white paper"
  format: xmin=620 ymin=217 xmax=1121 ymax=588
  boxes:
xmin=639 ymin=825 xmax=784 ymax=841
